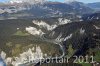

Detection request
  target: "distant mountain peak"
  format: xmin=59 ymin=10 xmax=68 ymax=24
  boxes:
xmin=64 ymin=0 xmax=76 ymax=4
xmin=9 ymin=0 xmax=47 ymax=5
xmin=66 ymin=1 xmax=84 ymax=5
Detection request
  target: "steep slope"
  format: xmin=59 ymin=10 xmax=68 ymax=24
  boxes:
xmin=82 ymin=12 xmax=100 ymax=21
xmin=33 ymin=19 xmax=100 ymax=66
xmin=44 ymin=19 xmax=100 ymax=55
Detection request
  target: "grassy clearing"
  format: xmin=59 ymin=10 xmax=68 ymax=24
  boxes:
xmin=13 ymin=30 xmax=30 ymax=36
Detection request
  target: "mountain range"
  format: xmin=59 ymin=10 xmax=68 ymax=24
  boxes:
xmin=0 ymin=1 xmax=95 ymax=20
xmin=0 ymin=1 xmax=100 ymax=66
xmin=87 ymin=2 xmax=100 ymax=11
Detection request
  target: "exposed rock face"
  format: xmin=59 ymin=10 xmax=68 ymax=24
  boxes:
xmin=26 ymin=26 xmax=45 ymax=36
xmin=0 ymin=46 xmax=47 ymax=66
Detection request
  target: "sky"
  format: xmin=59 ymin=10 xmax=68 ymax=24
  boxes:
xmin=49 ymin=0 xmax=100 ymax=3
xmin=0 ymin=0 xmax=100 ymax=3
